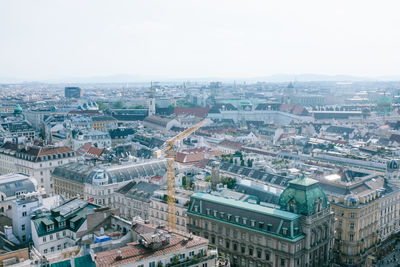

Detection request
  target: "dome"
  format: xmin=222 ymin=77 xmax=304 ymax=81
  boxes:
xmin=387 ymin=160 xmax=399 ymax=171
xmin=278 ymin=175 xmax=328 ymax=216
xmin=377 ymin=94 xmax=392 ymax=105
xmin=14 ymin=104 xmax=22 ymax=115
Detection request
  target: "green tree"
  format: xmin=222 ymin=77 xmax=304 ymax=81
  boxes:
xmin=171 ymin=255 xmax=179 ymax=264
xmin=182 ymin=176 xmax=187 ymax=186
xmin=221 ymin=177 xmax=236 ymax=189
xmin=229 ymin=158 xmax=233 ymax=164
xmin=113 ymin=100 xmax=124 ymax=109
xmin=240 ymin=160 xmax=245 ymax=166
xmin=96 ymin=101 xmax=108 ymax=111
xmin=205 ymin=175 xmax=211 ymax=182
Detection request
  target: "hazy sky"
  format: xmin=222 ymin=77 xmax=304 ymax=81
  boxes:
xmin=1 ymin=0 xmax=400 ymax=81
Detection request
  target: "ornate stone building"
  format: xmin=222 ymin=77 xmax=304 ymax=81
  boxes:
xmin=187 ymin=176 xmax=335 ymax=267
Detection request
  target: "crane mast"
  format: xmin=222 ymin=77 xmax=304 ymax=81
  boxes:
xmin=161 ymin=119 xmax=207 ymax=229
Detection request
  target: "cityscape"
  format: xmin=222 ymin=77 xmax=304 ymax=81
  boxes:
xmin=1 ymin=1 xmax=400 ymax=267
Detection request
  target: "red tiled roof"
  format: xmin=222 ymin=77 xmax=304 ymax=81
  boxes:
xmin=95 ymin=231 xmax=208 ymax=266
xmin=87 ymin=147 xmax=104 ymax=157
xmin=218 ymin=140 xmax=244 ymax=150
xmin=77 ymin=143 xmax=104 ymax=158
xmin=175 ymin=152 xmax=205 ymax=163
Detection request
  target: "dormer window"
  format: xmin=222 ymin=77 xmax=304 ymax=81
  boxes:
xmin=242 ymin=217 xmax=247 ymax=225
xmin=227 ymin=214 xmax=232 ymax=220
xmin=250 ymin=220 xmax=255 ymax=227
xmin=235 ymin=216 xmax=240 ymax=223
xmin=206 ymin=208 xmax=210 ymax=215
xmin=213 ymin=210 xmax=217 ymax=217
xmin=282 ymin=227 xmax=288 ymax=236
xmin=220 ymin=212 xmax=225 ymax=219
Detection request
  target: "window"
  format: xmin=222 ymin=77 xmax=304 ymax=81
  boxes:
xmin=350 ymin=222 xmax=355 ymax=231
xmin=43 ymin=237 xmax=46 ymax=242
xmin=226 ymin=241 xmax=230 ymax=249
xmin=350 ymin=212 xmax=355 ymax=218
xmin=51 ymin=247 xmax=54 ymax=252
xmin=257 ymin=250 xmax=262 ymax=258
xmin=350 ymin=234 xmax=354 ymax=242
xmin=241 ymin=246 xmax=246 ymax=253
xmin=149 ymin=262 xmax=155 ymax=267
xmin=64 ymin=243 xmax=67 ymax=249
xmin=44 ymin=249 xmax=48 ymax=254
xmin=21 ymin=224 xmax=25 ymax=231
xmin=249 ymin=247 xmax=253 ymax=256
xmin=281 ymin=259 xmax=286 ymax=267
xmin=22 ymin=211 xmax=27 ymax=217
xmin=22 ymin=235 xmax=26 ymax=242
xmin=179 ymin=254 xmax=185 ymax=260
xmin=189 ymin=251 xmax=195 ymax=257
xmin=138 ymin=265 xmax=144 ymax=267
xmin=233 ymin=243 xmax=238 ymax=251
xmin=50 ymin=235 xmax=53 ymax=240
xmin=266 ymin=252 xmax=270 ymax=261
xmin=57 ymin=245 xmax=61 ymax=250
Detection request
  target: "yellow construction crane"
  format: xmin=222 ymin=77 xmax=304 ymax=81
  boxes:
xmin=159 ymin=119 xmax=207 ymax=229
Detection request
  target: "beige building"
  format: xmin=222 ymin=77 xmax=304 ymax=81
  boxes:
xmin=52 ymin=160 xmax=167 ymax=207
xmin=113 ymin=181 xmax=160 ymax=220
xmin=149 ymin=188 xmax=191 ymax=232
xmin=0 ymin=142 xmax=77 ymax=196
xmin=318 ymin=171 xmax=400 ymax=266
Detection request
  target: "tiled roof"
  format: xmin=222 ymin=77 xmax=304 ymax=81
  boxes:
xmin=218 ymin=140 xmax=244 ymax=150
xmin=95 ymin=230 xmax=208 ymax=266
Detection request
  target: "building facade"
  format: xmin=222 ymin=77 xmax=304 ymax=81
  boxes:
xmin=53 ymin=160 xmax=167 ymax=207
xmin=0 ymin=142 xmax=78 ymax=195
xmin=187 ymin=176 xmax=335 ymax=267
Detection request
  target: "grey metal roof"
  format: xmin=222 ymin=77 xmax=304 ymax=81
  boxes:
xmin=0 ymin=174 xmax=35 ymax=197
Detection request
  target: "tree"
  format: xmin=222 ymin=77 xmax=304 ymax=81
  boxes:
xmin=157 ymin=262 xmax=164 ymax=267
xmin=205 ymin=175 xmax=211 ymax=182
xmin=221 ymin=177 xmax=236 ymax=189
xmin=240 ymin=160 xmax=245 ymax=166
xmin=229 ymin=158 xmax=233 ymax=164
xmin=182 ymin=176 xmax=187 ymax=186
xmin=96 ymin=100 xmax=108 ymax=111
xmin=113 ymin=100 xmax=124 ymax=109
xmin=171 ymin=255 xmax=179 ymax=264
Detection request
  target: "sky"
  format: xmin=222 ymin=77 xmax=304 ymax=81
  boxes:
xmin=1 ymin=0 xmax=400 ymax=81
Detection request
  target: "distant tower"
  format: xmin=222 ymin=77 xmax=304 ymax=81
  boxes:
xmin=148 ymin=82 xmax=156 ymax=116
xmin=211 ymin=161 xmax=220 ymax=190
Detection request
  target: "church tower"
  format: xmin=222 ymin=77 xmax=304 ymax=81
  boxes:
xmin=148 ymin=82 xmax=156 ymax=116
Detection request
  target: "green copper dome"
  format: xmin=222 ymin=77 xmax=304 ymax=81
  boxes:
xmin=278 ymin=175 xmax=328 ymax=216
xmin=14 ymin=104 xmax=22 ymax=115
